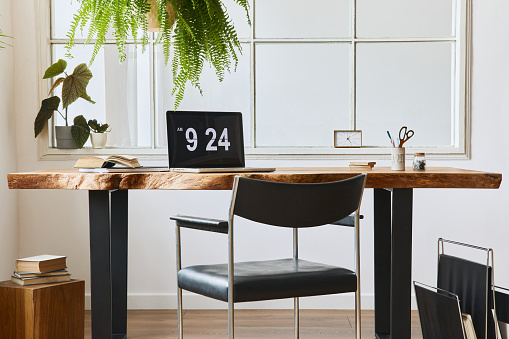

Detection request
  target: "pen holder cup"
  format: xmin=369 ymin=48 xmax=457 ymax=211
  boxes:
xmin=391 ymin=147 xmax=406 ymax=171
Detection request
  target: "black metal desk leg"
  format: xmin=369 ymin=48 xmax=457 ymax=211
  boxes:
xmin=89 ymin=190 xmax=128 ymax=339
xmin=390 ymin=188 xmax=413 ymax=339
xmin=111 ymin=190 xmax=128 ymax=338
xmin=374 ymin=188 xmax=392 ymax=338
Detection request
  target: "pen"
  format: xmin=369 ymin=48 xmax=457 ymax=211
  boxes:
xmin=387 ymin=131 xmax=395 ymax=147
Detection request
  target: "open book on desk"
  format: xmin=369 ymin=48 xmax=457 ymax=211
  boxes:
xmin=74 ymin=155 xmax=141 ymax=169
xmin=78 ymin=167 xmax=169 ymax=173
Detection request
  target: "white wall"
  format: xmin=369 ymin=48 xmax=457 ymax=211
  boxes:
xmin=0 ymin=0 xmax=18 ymax=279
xmin=8 ymin=0 xmax=509 ymax=310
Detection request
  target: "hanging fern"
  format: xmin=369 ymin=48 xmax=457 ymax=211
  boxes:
xmin=66 ymin=0 xmax=250 ymax=108
xmin=0 ymin=28 xmax=12 ymax=49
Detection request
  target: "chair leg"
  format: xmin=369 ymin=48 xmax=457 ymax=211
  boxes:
xmin=355 ymin=291 xmax=361 ymax=339
xmin=294 ymin=297 xmax=300 ymax=339
xmin=228 ymin=299 xmax=234 ymax=339
xmin=177 ymin=287 xmax=183 ymax=338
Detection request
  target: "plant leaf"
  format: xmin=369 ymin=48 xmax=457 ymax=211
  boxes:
xmin=73 ymin=114 xmax=89 ymax=130
xmin=80 ymin=91 xmax=96 ymax=104
xmin=98 ymin=123 xmax=110 ymax=133
xmin=62 ymin=63 xmax=93 ymax=108
xmin=34 ymin=96 xmax=60 ymax=137
xmin=43 ymin=59 xmax=67 ymax=79
xmin=71 ymin=115 xmax=90 ymax=148
xmin=88 ymin=119 xmax=99 ymax=131
xmin=48 ymin=77 xmax=65 ymax=95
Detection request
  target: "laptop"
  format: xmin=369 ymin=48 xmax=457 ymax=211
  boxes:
xmin=166 ymin=111 xmax=275 ymax=173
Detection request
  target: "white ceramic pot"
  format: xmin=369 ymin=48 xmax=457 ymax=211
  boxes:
xmin=90 ymin=132 xmax=108 ymax=149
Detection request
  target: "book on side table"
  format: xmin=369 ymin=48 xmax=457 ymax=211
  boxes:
xmin=13 ymin=269 xmax=68 ymax=279
xmin=12 ymin=255 xmax=70 ymax=286
xmin=16 ymin=254 xmax=67 ymax=273
xmin=11 ymin=274 xmax=71 ymax=286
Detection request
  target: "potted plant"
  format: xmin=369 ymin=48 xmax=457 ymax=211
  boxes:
xmin=88 ymin=119 xmax=110 ymax=149
xmin=65 ymin=0 xmax=250 ymax=108
xmin=34 ymin=59 xmax=95 ymax=149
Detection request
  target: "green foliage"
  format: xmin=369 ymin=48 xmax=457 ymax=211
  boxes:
xmin=0 ymin=28 xmax=12 ymax=49
xmin=34 ymin=59 xmax=96 ymax=148
xmin=66 ymin=0 xmax=151 ymax=64
xmin=65 ymin=0 xmax=250 ymax=108
xmin=34 ymin=97 xmax=60 ymax=138
xmin=88 ymin=119 xmax=110 ymax=133
xmin=71 ymin=115 xmax=91 ymax=148
xmin=61 ymin=63 xmax=93 ymax=108
xmin=43 ymin=59 xmax=67 ymax=79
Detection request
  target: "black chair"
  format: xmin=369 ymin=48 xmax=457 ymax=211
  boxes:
xmin=171 ymin=174 xmax=366 ymax=338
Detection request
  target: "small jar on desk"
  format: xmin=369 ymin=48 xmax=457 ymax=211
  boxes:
xmin=413 ymin=153 xmax=426 ymax=171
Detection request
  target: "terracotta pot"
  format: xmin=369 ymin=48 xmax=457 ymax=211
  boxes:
xmin=55 ymin=126 xmax=78 ymax=149
xmin=90 ymin=132 xmax=108 ymax=149
xmin=147 ymin=0 xmax=178 ymax=32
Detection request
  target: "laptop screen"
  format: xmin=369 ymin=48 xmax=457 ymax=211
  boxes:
xmin=166 ymin=111 xmax=245 ymax=168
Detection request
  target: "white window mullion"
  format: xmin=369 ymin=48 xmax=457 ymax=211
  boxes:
xmin=251 ymin=0 xmax=257 ymax=148
xmin=350 ymin=0 xmax=357 ymax=130
xmin=149 ymin=33 xmax=157 ymax=149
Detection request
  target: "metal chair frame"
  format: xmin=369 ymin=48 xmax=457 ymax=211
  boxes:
xmin=175 ymin=175 xmax=364 ymax=339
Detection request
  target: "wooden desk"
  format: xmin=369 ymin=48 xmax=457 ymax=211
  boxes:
xmin=8 ymin=167 xmax=502 ymax=339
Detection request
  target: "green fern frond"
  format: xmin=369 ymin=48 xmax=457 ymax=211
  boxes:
xmin=65 ymin=0 xmax=250 ymax=109
xmin=0 ymin=28 xmax=13 ymax=49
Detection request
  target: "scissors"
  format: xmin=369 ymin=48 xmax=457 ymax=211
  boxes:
xmin=398 ymin=126 xmax=414 ymax=147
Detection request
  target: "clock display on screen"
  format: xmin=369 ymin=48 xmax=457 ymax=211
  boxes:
xmin=166 ymin=111 xmax=245 ymax=168
xmin=334 ymin=130 xmax=362 ymax=148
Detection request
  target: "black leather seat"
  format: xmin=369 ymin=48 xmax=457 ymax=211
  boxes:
xmin=171 ymin=174 xmax=366 ymax=338
xmin=178 ymin=258 xmax=357 ymax=303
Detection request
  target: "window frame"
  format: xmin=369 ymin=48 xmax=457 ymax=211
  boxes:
xmin=38 ymin=0 xmax=471 ymax=161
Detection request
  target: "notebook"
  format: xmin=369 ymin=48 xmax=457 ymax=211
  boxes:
xmin=166 ymin=111 xmax=275 ymax=173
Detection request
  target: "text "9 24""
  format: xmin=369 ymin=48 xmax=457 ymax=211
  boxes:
xmin=185 ymin=127 xmax=230 ymax=151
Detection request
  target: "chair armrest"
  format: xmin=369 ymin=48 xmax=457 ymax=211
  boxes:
xmin=331 ymin=214 xmax=364 ymax=227
xmin=171 ymin=214 xmax=229 ymax=234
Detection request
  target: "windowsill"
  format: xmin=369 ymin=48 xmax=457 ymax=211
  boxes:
xmin=40 ymin=146 xmax=469 ymax=161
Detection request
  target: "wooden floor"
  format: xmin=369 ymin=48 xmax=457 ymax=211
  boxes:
xmin=84 ymin=309 xmax=423 ymax=338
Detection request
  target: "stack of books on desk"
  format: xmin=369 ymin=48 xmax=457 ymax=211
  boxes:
xmin=349 ymin=162 xmax=376 ymax=170
xmin=11 ymin=255 xmax=71 ymax=286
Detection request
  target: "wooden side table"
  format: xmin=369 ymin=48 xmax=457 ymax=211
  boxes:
xmin=0 ymin=280 xmax=85 ymax=339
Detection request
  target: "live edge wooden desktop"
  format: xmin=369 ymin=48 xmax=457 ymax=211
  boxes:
xmin=7 ymin=167 xmax=502 ymax=339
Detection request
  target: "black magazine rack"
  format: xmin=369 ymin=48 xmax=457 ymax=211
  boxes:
xmin=415 ymin=238 xmax=506 ymax=339
xmin=414 ymin=281 xmax=466 ymax=339
xmin=496 ymin=286 xmax=509 ymax=339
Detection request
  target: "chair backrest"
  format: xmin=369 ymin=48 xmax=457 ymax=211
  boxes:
xmin=230 ymin=174 xmax=366 ymax=228
xmin=414 ymin=282 xmax=465 ymax=339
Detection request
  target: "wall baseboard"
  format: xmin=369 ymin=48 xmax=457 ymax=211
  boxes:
xmin=85 ymin=293 xmax=418 ymax=311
